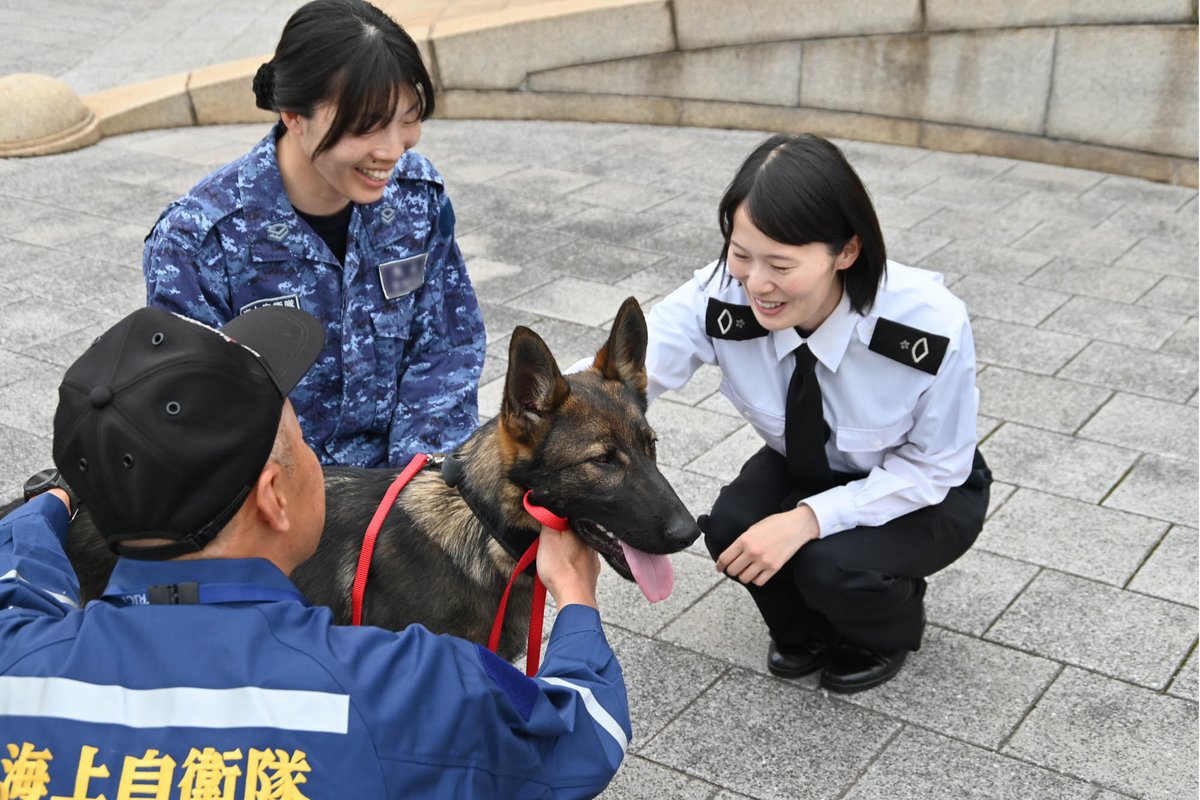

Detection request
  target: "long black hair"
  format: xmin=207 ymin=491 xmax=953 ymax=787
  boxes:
xmin=252 ymin=0 xmax=434 ymax=157
xmin=716 ymin=133 xmax=887 ymax=314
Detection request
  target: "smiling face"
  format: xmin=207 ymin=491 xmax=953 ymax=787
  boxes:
xmin=276 ymin=85 xmax=423 ymax=216
xmin=726 ymin=205 xmax=861 ymax=334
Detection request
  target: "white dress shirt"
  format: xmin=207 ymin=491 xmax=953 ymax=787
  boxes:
xmin=645 ymin=261 xmax=980 ymax=538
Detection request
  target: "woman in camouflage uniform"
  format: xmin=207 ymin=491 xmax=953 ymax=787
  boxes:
xmin=143 ymin=0 xmax=485 ymax=468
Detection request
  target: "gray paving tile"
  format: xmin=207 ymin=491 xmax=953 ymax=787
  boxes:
xmin=983 ymin=480 xmax=1017 ymax=518
xmin=457 ymin=221 xmax=576 ymax=265
xmin=912 ymin=207 xmax=1041 ymax=248
xmin=684 ymin=425 xmax=763 ymax=481
xmin=1012 ymin=219 xmax=1132 ymax=266
xmin=976 ymin=367 xmax=1111 ymax=434
xmin=484 ymin=165 xmax=599 ymax=197
xmin=646 ymin=400 xmax=746 ymax=469
xmin=1078 ymin=393 xmax=1198 ymax=460
xmin=987 ymin=570 xmax=1197 ymax=688
xmin=547 ymin=205 xmax=675 ymax=246
xmin=467 ymin=257 xmax=559 ymax=305
xmin=1159 ymin=316 xmax=1198 ymax=359
xmin=1004 ymin=668 xmax=1198 ymax=800
xmin=0 ymin=371 xmax=63 ymax=438
xmin=1100 ymin=204 xmax=1199 ymax=246
xmin=529 ymin=238 xmax=665 ymax=284
xmin=566 ymin=178 xmax=682 ymax=214
xmin=507 ymin=277 xmax=654 ymax=327
xmin=1137 ymin=275 xmax=1199 ymax=316
xmin=971 ymin=317 xmax=1088 ymax=375
xmin=953 ymin=275 xmax=1071 ymax=325
xmin=926 ymin=549 xmax=1039 ymax=637
xmin=976 ymin=413 xmax=1003 ymax=442
xmin=659 ymin=578 xmax=776 ymax=677
xmin=599 ymin=551 xmax=722 ymax=639
xmin=641 ymin=669 xmax=899 ymax=800
xmin=452 ymin=182 xmax=592 ymax=229
xmin=1128 ymin=526 xmax=1198 ymax=607
xmin=978 ymin=489 xmax=1167 ymax=586
xmin=0 ymin=423 xmax=53 ymax=503
xmin=1023 ymin=256 xmax=1162 ymax=303
xmin=1001 ymin=191 xmax=1124 ymax=229
xmin=599 ymin=754 xmax=716 ymax=799
xmin=835 ymin=627 xmax=1059 ymax=749
xmin=993 ymin=161 xmax=1107 ymax=194
xmin=918 ymin=238 xmax=1053 ymax=281
xmin=1058 ymin=340 xmax=1198 ymax=403
xmin=619 ymin=255 xmax=700 ymax=296
xmin=658 ymin=363 xmax=723 ymax=406
xmin=1168 ymin=648 xmax=1197 ymax=701
xmin=13 ymin=257 xmax=144 ymax=317
xmin=910 ymin=175 xmax=1030 ymax=213
xmin=632 ymin=221 xmax=724 ymax=265
xmin=641 ymin=191 xmax=721 ymax=228
xmin=845 ymin=726 xmax=1095 ymax=800
xmin=658 ymin=466 xmax=722 ymax=526
xmin=882 ymin=226 xmax=952 ymax=265
xmin=1104 ymin=453 xmax=1199 ymax=528
xmin=1040 ymin=295 xmax=1188 ymax=350
xmin=872 ymin=192 xmax=944 ymax=229
xmin=603 ymin=627 xmax=727 ymax=748
xmin=1111 ymin=234 xmax=1198 ymax=278
xmin=1082 ymin=174 xmax=1198 ymax=210
xmin=0 ymin=298 xmax=109 ymax=352
xmin=18 ymin=321 xmax=113 ymax=370
xmin=980 ymin=423 xmax=1137 ymax=503
xmin=0 ymin=350 xmax=50 ymax=391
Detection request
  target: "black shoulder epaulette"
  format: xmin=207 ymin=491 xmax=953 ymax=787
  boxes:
xmin=706 ymin=299 xmax=768 ymax=340
xmin=868 ymin=318 xmax=949 ymax=375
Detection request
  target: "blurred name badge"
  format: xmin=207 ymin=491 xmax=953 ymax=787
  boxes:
xmin=379 ymin=253 xmax=427 ymax=300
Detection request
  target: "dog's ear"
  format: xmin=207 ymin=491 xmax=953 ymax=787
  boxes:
xmin=502 ymin=326 xmax=571 ymax=442
xmin=593 ymin=297 xmax=648 ymax=400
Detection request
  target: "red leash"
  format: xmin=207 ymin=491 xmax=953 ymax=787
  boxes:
xmin=351 ymin=459 xmax=569 ymax=677
xmin=351 ymin=453 xmax=430 ymax=626
xmin=486 ymin=492 xmax=570 ymax=676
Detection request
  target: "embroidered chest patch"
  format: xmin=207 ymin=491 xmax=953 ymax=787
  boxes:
xmin=868 ymin=318 xmax=949 ymax=375
xmin=379 ymin=252 xmax=427 ymax=300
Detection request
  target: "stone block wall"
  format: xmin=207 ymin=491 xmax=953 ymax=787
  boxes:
xmin=426 ymin=0 xmax=1199 ymax=184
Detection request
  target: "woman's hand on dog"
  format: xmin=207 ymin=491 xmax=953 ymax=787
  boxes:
xmin=537 ymin=525 xmax=601 ymax=610
xmin=715 ymin=505 xmax=820 ymax=586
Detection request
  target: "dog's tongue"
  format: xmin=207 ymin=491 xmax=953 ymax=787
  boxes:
xmin=619 ymin=542 xmax=674 ymax=603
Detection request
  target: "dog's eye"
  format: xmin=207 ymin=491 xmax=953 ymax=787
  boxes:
xmin=592 ymin=452 xmax=610 ymax=464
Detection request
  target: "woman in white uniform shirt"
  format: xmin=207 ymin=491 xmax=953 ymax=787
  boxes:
xmin=646 ymin=134 xmax=991 ymax=693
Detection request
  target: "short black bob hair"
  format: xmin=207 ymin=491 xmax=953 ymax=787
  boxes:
xmin=716 ymin=133 xmax=887 ymax=315
xmin=257 ymin=0 xmax=434 ymax=158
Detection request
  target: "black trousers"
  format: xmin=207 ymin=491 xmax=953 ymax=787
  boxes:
xmin=700 ymin=447 xmax=991 ymax=652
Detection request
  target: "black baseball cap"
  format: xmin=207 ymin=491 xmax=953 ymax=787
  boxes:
xmin=52 ymin=306 xmax=324 ymax=560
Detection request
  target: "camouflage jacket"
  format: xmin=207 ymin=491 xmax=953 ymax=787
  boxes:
xmin=143 ymin=127 xmax=486 ymax=468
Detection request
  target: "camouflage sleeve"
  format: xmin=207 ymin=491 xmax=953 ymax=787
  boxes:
xmin=142 ymin=214 xmax=234 ymax=328
xmin=387 ymin=191 xmax=486 ymax=464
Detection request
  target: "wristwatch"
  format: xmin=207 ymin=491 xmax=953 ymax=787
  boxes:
xmin=23 ymin=468 xmax=80 ymax=519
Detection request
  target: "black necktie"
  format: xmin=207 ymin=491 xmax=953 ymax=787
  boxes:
xmin=785 ymin=343 xmax=831 ymax=485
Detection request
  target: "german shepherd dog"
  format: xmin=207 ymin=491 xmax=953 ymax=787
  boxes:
xmin=10 ymin=298 xmax=700 ymax=661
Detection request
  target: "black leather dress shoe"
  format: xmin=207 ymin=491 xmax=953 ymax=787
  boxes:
xmin=819 ymin=645 xmax=908 ymax=693
xmin=767 ymin=637 xmax=828 ymax=679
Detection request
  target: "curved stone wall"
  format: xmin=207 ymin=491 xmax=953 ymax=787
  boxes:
xmin=426 ymin=0 xmax=1198 ymax=185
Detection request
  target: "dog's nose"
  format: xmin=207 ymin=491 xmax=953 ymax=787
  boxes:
xmin=666 ymin=517 xmax=701 ymax=549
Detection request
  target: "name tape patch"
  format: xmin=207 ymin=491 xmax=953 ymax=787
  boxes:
xmin=379 ymin=253 xmax=427 ymax=300
xmin=239 ymin=294 xmax=301 ymax=315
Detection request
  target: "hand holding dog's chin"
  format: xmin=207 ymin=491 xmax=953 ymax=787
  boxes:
xmin=715 ymin=506 xmax=820 ymax=587
xmin=537 ymin=526 xmax=601 ymax=610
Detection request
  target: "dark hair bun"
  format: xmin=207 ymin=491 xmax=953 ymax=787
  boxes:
xmin=252 ymin=62 xmax=276 ymax=111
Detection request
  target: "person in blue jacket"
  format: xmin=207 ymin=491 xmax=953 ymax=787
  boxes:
xmin=143 ymin=0 xmax=486 ymax=468
xmin=0 ymin=305 xmax=629 ymax=799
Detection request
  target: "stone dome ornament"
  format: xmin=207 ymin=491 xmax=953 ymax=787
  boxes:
xmin=0 ymin=73 xmax=100 ymax=157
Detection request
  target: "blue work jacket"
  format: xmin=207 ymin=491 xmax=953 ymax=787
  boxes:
xmin=143 ymin=126 xmax=486 ymax=468
xmin=0 ymin=496 xmax=630 ymax=798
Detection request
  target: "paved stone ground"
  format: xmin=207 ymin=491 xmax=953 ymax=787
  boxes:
xmin=1 ymin=116 xmax=1196 ymax=800
xmin=2 ymin=2 xmax=1198 ymax=799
